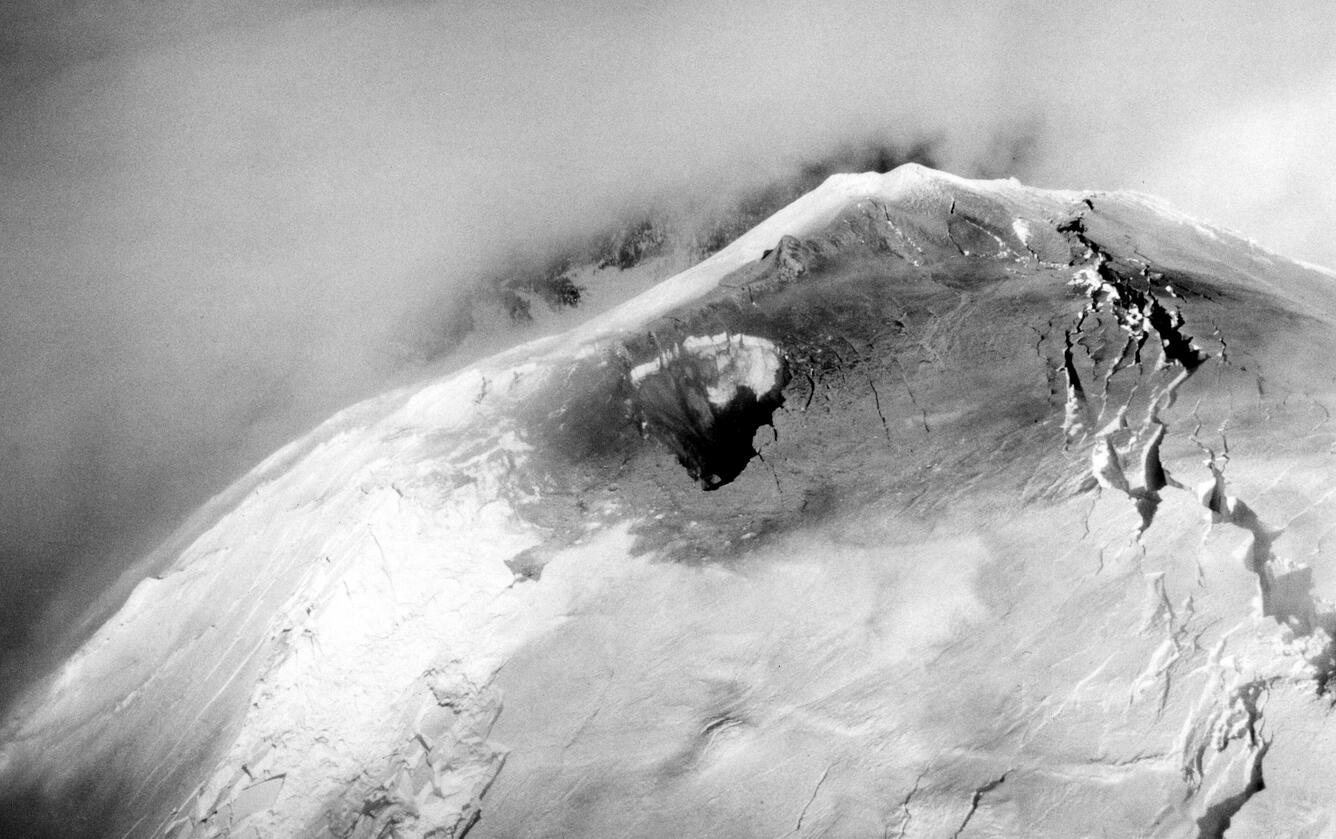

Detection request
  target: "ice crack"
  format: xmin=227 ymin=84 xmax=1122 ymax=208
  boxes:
xmin=949 ymin=771 xmax=1009 ymax=839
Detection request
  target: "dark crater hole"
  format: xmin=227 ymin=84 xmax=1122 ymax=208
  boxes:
xmin=631 ymin=342 xmax=789 ymax=490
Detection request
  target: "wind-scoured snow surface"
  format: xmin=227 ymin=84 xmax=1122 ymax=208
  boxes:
xmin=4 ymin=165 xmax=1336 ymax=838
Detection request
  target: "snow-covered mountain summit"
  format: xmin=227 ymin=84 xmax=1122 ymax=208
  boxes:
xmin=3 ymin=165 xmax=1336 ymax=838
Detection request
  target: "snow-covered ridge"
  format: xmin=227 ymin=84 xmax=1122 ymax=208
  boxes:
xmin=560 ymin=164 xmax=1075 ymax=346
xmin=11 ymin=163 xmax=1011 ymax=695
xmin=4 ymin=163 xmax=1335 ymax=838
xmin=0 ymin=163 xmax=1309 ymax=740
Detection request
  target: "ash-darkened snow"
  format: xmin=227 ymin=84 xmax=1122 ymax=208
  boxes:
xmin=3 ymin=166 xmax=1336 ymax=839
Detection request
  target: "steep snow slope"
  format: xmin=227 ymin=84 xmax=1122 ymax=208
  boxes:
xmin=3 ymin=165 xmax=1336 ymax=838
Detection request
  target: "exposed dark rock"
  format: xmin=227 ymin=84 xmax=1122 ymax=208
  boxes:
xmin=595 ymin=218 xmax=666 ymax=270
xmin=1194 ymin=741 xmax=1267 ymax=839
xmin=630 ymin=336 xmax=789 ymax=490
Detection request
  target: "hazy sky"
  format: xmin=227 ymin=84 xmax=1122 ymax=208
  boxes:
xmin=2 ymin=0 xmax=1334 ymax=694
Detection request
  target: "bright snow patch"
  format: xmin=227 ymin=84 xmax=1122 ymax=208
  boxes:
xmin=1012 ymin=218 xmax=1032 ymax=246
xmin=630 ymin=333 xmax=783 ymax=406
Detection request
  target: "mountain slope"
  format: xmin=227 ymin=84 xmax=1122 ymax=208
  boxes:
xmin=3 ymin=164 xmax=1336 ymax=838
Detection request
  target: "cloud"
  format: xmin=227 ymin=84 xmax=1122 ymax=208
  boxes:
xmin=1 ymin=0 xmax=1332 ymax=699
xmin=1136 ymin=67 xmax=1336 ymax=266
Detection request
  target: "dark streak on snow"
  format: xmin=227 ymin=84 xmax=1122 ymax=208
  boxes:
xmin=1194 ymin=740 xmax=1268 ymax=839
xmin=892 ymin=766 xmax=931 ymax=839
xmin=867 ymin=376 xmax=894 ymax=445
xmin=949 ymin=771 xmax=1009 ymax=839
xmin=792 ymin=765 xmax=833 ymax=836
xmin=1198 ymin=460 xmax=1336 ymax=691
